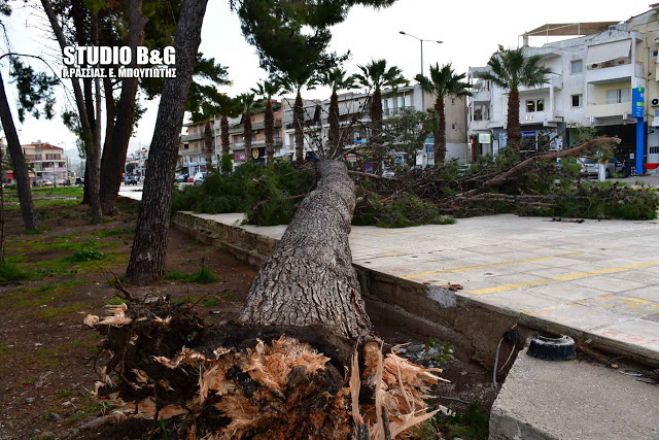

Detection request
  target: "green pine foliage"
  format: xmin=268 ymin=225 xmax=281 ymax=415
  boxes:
xmin=172 ymin=162 xmax=315 ymax=226
xmin=353 ymin=192 xmax=456 ymax=228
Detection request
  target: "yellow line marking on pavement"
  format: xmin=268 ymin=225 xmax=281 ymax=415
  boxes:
xmin=401 ymin=252 xmax=583 ymax=280
xmin=466 ymin=261 xmax=659 ymax=296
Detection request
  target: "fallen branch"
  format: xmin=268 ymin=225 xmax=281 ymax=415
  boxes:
xmin=462 ymin=137 xmax=621 ymax=196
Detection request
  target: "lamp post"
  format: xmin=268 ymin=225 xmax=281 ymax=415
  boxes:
xmin=399 ymin=31 xmax=442 ymax=110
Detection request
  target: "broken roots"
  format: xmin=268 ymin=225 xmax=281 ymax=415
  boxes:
xmin=84 ymin=298 xmax=449 ymax=439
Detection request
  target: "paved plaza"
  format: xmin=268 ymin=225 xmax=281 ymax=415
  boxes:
xmin=120 ymin=189 xmax=659 ymax=362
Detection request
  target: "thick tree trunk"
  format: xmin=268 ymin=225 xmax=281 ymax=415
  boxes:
xmin=125 ymin=0 xmax=208 ymax=285
xmin=434 ymin=95 xmax=446 ymax=166
xmin=507 ymin=88 xmax=520 ymax=153
xmin=239 ymin=160 xmax=372 ymax=340
xmin=0 ymin=145 xmax=4 ymax=263
xmin=0 ymin=71 xmax=37 ymax=231
xmin=264 ymin=100 xmax=274 ymax=164
xmin=244 ymin=111 xmax=252 ymax=162
xmin=82 ymin=163 xmax=90 ymax=204
xmin=99 ymin=0 xmax=147 ymax=215
xmin=221 ymin=115 xmax=230 ymax=155
xmin=204 ymin=119 xmax=214 ymax=171
xmin=328 ymin=90 xmax=340 ymax=156
xmin=294 ymin=89 xmax=304 ymax=164
xmin=370 ymin=88 xmax=383 ymax=173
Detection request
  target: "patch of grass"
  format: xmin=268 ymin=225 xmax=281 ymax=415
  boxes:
xmin=69 ymin=247 xmax=105 ymax=262
xmin=0 ymin=261 xmax=31 ymax=282
xmin=105 ymin=296 xmax=127 ymax=306
xmin=38 ymin=302 xmax=88 ymax=320
xmin=0 ymin=342 xmax=10 ymax=355
xmin=201 ymin=297 xmax=220 ymax=308
xmin=437 ymin=402 xmax=490 ymax=440
xmin=165 ymin=266 xmax=218 ymax=284
xmin=94 ymin=226 xmax=134 ymax=238
xmin=0 ymin=281 xmax=81 ymax=310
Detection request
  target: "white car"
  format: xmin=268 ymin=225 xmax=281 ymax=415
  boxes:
xmin=193 ymin=171 xmax=208 ymax=185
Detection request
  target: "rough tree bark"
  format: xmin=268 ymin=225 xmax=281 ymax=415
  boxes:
xmin=99 ymin=0 xmax=147 ymax=215
xmin=328 ymin=90 xmax=340 ymax=156
xmin=244 ymin=110 xmax=253 ymax=162
xmin=264 ymin=99 xmax=274 ymax=164
xmin=239 ymin=160 xmax=372 ymax=340
xmin=221 ymin=114 xmax=230 ymax=155
xmin=125 ymin=0 xmax=209 ymax=285
xmin=434 ymin=95 xmax=446 ymax=166
xmin=507 ymin=88 xmax=521 ymax=153
xmin=204 ymin=119 xmax=214 ymax=171
xmin=0 ymin=71 xmax=37 ymax=231
xmin=370 ymin=88 xmax=384 ymax=172
xmin=294 ymin=88 xmax=304 ymax=164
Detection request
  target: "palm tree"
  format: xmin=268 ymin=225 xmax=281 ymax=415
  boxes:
xmin=238 ymin=93 xmax=256 ymax=162
xmin=216 ymin=96 xmax=241 ymax=158
xmin=354 ymin=59 xmax=408 ymax=170
xmin=317 ymin=68 xmax=357 ymax=157
xmin=253 ymin=79 xmax=284 ymax=164
xmin=477 ymin=46 xmax=551 ymax=153
xmin=416 ymin=63 xmax=471 ymax=165
xmin=203 ymin=119 xmax=215 ymax=172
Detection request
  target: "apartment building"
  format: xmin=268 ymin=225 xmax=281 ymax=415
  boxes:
xmin=20 ymin=142 xmax=68 ymax=184
xmin=280 ymin=84 xmax=469 ymax=165
xmin=229 ymin=101 xmax=284 ymax=165
xmin=467 ymin=18 xmax=655 ymax=169
xmin=179 ymin=119 xmax=220 ymax=175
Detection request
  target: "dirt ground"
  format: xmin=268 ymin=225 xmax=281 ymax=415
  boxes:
xmin=0 ymin=191 xmax=495 ymax=440
xmin=0 ymin=196 xmax=256 ymax=440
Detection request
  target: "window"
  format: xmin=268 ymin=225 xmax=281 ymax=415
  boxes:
xmin=571 ymin=59 xmax=583 ymax=74
xmin=536 ymin=99 xmax=545 ymax=112
xmin=526 ymin=99 xmax=545 ymax=112
xmin=404 ymin=94 xmax=412 ymax=107
xmin=452 ymin=123 xmax=456 ymax=130
xmin=451 ymin=98 xmax=455 ymax=105
xmin=571 ymin=94 xmax=583 ymax=107
xmin=606 ymin=88 xmax=630 ymax=104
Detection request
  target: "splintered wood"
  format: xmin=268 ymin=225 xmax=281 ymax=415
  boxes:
xmin=84 ymin=300 xmax=449 ymax=439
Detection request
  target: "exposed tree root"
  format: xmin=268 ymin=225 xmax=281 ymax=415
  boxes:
xmin=84 ymin=298 xmax=449 ymax=439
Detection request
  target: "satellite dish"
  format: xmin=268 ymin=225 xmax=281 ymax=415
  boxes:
xmin=652 ymin=98 xmax=659 ymax=106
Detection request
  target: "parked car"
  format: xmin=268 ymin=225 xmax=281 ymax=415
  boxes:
xmin=193 ymin=171 xmax=208 ymax=185
xmin=382 ymin=168 xmax=395 ymax=179
xmin=124 ymin=174 xmax=139 ymax=185
xmin=34 ymin=178 xmax=53 ymax=187
xmin=75 ymin=177 xmax=84 ymax=185
xmin=176 ymin=173 xmax=189 ymax=183
xmin=578 ymin=157 xmax=624 ymax=178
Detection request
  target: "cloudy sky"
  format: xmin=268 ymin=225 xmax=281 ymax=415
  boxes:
xmin=1 ymin=0 xmax=653 ymax=161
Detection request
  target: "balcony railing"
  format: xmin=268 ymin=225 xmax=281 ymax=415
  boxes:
xmin=586 ymin=63 xmax=643 ymax=84
xmin=586 ymin=101 xmax=631 ymax=119
xmin=471 ymin=90 xmax=491 ymax=102
xmin=383 ymin=106 xmax=415 ymax=117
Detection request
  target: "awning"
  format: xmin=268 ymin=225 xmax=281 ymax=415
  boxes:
xmin=586 ymin=39 xmax=631 ymax=65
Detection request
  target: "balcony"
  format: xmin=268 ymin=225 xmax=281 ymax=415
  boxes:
xmin=469 ymin=119 xmax=490 ymax=131
xmin=383 ymin=106 xmax=415 ymax=117
xmin=232 ymin=139 xmax=283 ymax=151
xmin=470 ymin=90 xmax=491 ymax=103
xmin=519 ymin=76 xmax=563 ymax=93
xmin=181 ymin=132 xmax=204 ymax=142
xmin=585 ymin=101 xmax=631 ymax=119
xmin=586 ymin=63 xmax=643 ymax=85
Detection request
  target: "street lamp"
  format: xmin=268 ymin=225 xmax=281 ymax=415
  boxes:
xmin=399 ymin=31 xmax=442 ymax=109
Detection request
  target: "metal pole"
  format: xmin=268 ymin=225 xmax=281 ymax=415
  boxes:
xmin=420 ymin=40 xmax=425 ymax=110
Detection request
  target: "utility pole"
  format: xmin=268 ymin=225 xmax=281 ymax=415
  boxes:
xmin=399 ymin=31 xmax=442 ymax=111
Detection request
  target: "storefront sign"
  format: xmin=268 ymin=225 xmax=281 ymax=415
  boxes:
xmin=478 ymin=133 xmax=492 ymax=144
xmin=632 ymin=86 xmax=645 ymax=118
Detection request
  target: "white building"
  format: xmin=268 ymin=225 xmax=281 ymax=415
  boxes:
xmin=280 ymin=84 xmax=469 ymax=165
xmin=468 ymin=21 xmax=645 ymax=164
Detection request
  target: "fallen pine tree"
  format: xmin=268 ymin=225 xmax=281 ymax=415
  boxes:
xmin=85 ymin=161 xmax=450 ymax=439
xmin=174 ymin=137 xmax=658 ymax=227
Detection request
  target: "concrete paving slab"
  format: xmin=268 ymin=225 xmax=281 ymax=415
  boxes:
xmin=490 ymin=349 xmax=659 ymax=440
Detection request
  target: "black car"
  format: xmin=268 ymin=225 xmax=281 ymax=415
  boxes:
xmin=124 ymin=175 xmax=139 ymax=185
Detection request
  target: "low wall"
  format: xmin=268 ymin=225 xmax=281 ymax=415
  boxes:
xmin=173 ymin=211 xmax=534 ymax=367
